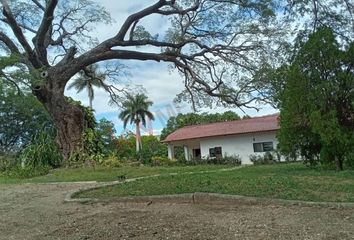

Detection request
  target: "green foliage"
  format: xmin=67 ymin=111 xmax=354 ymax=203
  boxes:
xmin=115 ymin=135 xmax=168 ymax=164
xmin=0 ymin=154 xmax=17 ymax=172
xmin=249 ymin=152 xmax=279 ymax=165
xmin=66 ymin=97 xmax=96 ymax=129
xmin=119 ymin=93 xmax=154 ymax=128
xmin=272 ymin=27 xmax=354 ymax=170
xmin=68 ymin=128 xmax=105 ymax=167
xmin=1 ymin=130 xmax=62 ymax=178
xmin=20 ymin=131 xmax=63 ymax=168
xmin=0 ymin=84 xmax=53 ymax=153
xmin=160 ymin=111 xmax=241 ymax=140
xmin=95 ymin=118 xmax=117 ymax=155
xmin=100 ymin=156 xmax=122 ymax=168
xmin=64 ymin=100 xmax=108 ymax=167
xmin=151 ymin=156 xmax=177 ymax=166
xmin=184 ymin=154 xmax=242 ymax=166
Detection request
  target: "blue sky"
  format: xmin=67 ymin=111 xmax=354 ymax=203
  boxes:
xmin=65 ymin=1 xmax=278 ymax=135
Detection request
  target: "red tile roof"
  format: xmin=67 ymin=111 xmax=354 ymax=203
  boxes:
xmin=162 ymin=114 xmax=279 ymax=143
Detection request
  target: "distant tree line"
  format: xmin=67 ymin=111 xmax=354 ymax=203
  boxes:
xmin=160 ymin=111 xmax=249 ymax=140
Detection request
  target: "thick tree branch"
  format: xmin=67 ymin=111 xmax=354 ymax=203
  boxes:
xmin=31 ymin=0 xmax=45 ymax=12
xmin=1 ymin=0 xmax=41 ymax=68
xmin=0 ymin=18 xmax=37 ymax=34
xmin=34 ymin=0 xmax=58 ymax=65
xmin=116 ymin=0 xmax=168 ymax=40
xmin=0 ymin=31 xmax=20 ymax=54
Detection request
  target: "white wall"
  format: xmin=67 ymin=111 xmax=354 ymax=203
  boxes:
xmin=200 ymin=131 xmax=278 ymax=165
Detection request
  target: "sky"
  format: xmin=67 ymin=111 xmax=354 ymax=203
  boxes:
xmin=65 ymin=1 xmax=278 ymax=135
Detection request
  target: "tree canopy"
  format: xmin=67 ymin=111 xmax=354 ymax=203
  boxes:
xmin=273 ymin=27 xmax=354 ymax=170
xmin=0 ymin=83 xmax=52 ymax=154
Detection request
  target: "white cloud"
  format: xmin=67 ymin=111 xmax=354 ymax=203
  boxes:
xmin=65 ymin=1 xmax=278 ymax=134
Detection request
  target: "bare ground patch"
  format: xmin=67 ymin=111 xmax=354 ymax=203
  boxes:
xmin=0 ymin=183 xmax=354 ymax=240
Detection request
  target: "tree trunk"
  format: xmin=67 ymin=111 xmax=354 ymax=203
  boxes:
xmin=135 ymin=121 xmax=141 ymax=152
xmin=89 ymin=98 xmax=93 ymax=109
xmin=34 ymin=85 xmax=88 ymax=161
xmin=335 ymin=156 xmax=343 ymax=171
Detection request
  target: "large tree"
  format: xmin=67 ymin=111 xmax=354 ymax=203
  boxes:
xmin=275 ymin=28 xmax=354 ymax=170
xmin=0 ymin=0 xmax=352 ymax=160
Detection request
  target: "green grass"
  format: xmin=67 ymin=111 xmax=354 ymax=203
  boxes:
xmin=0 ymin=165 xmax=232 ymax=184
xmin=76 ymin=163 xmax=354 ymax=203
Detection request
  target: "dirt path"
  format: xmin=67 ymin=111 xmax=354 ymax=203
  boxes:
xmin=1 ymin=183 xmax=354 ymax=240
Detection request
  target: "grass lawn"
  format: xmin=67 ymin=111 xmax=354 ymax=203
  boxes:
xmin=76 ymin=163 xmax=354 ymax=203
xmin=0 ymin=165 xmax=233 ymax=184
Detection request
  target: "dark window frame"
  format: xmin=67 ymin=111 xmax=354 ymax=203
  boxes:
xmin=209 ymin=146 xmax=222 ymax=158
xmin=253 ymin=142 xmax=274 ymax=153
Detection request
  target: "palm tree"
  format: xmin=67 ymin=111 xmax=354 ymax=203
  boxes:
xmin=119 ymin=94 xmax=154 ymax=152
xmin=67 ymin=64 xmax=106 ymax=109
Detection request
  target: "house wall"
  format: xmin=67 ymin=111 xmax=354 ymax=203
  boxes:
xmin=199 ymin=131 xmax=278 ymax=165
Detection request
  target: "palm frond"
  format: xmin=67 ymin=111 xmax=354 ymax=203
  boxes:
xmin=118 ymin=93 xmax=154 ymax=129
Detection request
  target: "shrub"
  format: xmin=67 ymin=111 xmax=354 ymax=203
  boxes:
xmin=344 ymin=152 xmax=354 ymax=170
xmin=67 ymin=128 xmax=105 ymax=168
xmin=20 ymin=131 xmax=62 ymax=168
xmin=151 ymin=156 xmax=177 ymax=166
xmin=185 ymin=154 xmax=242 ymax=166
xmin=0 ymin=154 xmax=17 ymax=172
xmin=249 ymin=152 xmax=279 ymax=165
xmin=115 ymin=135 xmax=168 ymax=164
xmin=100 ymin=156 xmax=122 ymax=168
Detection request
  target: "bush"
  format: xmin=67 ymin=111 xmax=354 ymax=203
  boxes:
xmin=100 ymin=156 xmax=122 ymax=168
xmin=151 ymin=156 xmax=177 ymax=166
xmin=185 ymin=154 xmax=242 ymax=166
xmin=67 ymin=128 xmax=105 ymax=168
xmin=0 ymin=131 xmax=59 ymax=178
xmin=115 ymin=135 xmax=168 ymax=164
xmin=344 ymin=152 xmax=354 ymax=169
xmin=0 ymin=154 xmax=17 ymax=172
xmin=20 ymin=131 xmax=62 ymax=168
xmin=249 ymin=152 xmax=279 ymax=165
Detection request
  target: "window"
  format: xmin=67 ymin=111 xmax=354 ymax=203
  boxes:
xmin=209 ymin=147 xmax=222 ymax=158
xmin=209 ymin=148 xmax=216 ymax=157
xmin=253 ymin=142 xmax=274 ymax=152
xmin=263 ymin=142 xmax=274 ymax=152
xmin=253 ymin=143 xmax=263 ymax=152
xmin=215 ymin=147 xmax=222 ymax=155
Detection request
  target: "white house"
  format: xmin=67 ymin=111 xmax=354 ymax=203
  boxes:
xmin=162 ymin=114 xmax=280 ymax=164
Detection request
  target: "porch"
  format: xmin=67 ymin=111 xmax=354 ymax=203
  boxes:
xmin=167 ymin=139 xmax=201 ymax=161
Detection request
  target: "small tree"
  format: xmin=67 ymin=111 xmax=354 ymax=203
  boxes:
xmin=119 ymin=94 xmax=154 ymax=152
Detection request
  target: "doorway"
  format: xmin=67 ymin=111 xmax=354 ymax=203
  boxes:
xmin=193 ymin=148 xmax=201 ymax=159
